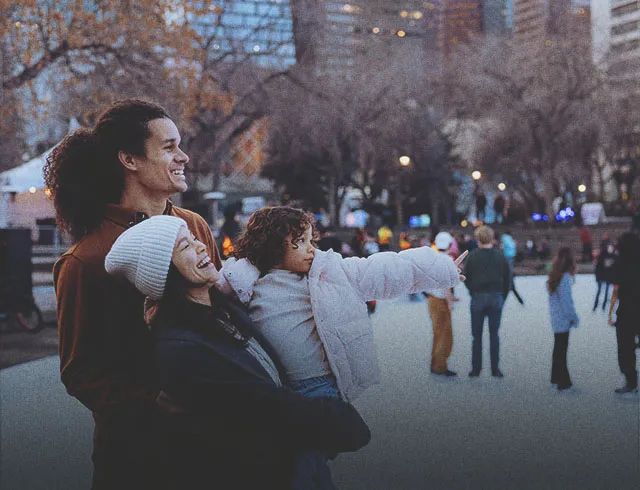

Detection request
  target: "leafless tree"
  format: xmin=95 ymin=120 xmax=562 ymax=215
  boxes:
xmin=446 ymin=34 xmax=604 ymax=217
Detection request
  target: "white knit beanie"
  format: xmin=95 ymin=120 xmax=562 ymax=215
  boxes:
xmin=105 ymin=215 xmax=187 ymax=299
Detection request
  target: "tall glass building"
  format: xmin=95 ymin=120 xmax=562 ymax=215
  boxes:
xmin=191 ymin=0 xmax=296 ymax=69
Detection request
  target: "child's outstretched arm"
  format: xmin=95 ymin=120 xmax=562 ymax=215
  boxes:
xmin=336 ymin=246 xmax=462 ymax=302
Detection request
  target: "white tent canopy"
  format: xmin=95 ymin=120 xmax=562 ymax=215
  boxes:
xmin=0 ymin=149 xmax=52 ymax=194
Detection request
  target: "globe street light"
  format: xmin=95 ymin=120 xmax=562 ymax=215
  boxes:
xmin=399 ymin=155 xmax=411 ymax=166
xmin=498 ymin=182 xmax=506 ymax=191
xmin=578 ymin=184 xmax=586 ymax=193
xmin=472 ymin=170 xmax=482 ymax=180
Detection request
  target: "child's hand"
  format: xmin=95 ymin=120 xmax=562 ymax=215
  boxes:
xmin=454 ymin=250 xmax=468 ymax=281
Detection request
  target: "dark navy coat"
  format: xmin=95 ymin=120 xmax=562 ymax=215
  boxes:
xmin=151 ymin=296 xmax=370 ymax=489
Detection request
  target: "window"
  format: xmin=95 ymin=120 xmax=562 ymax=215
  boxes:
xmin=612 ymin=20 xmax=639 ymax=36
xmin=612 ymin=2 xmax=640 ymax=18
xmin=611 ymin=38 xmax=640 ymax=54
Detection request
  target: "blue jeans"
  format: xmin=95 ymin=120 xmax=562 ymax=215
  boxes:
xmin=470 ymin=293 xmax=504 ymax=373
xmin=289 ymin=375 xmax=340 ymax=490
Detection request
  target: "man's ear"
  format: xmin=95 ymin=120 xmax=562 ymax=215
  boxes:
xmin=118 ymin=151 xmax=138 ymax=172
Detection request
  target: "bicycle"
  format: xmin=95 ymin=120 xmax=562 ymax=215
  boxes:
xmin=0 ymin=278 xmax=45 ymax=334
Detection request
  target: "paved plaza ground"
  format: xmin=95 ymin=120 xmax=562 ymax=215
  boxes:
xmin=1 ymin=275 xmax=638 ymax=489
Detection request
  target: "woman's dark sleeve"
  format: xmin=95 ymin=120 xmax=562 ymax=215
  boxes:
xmin=156 ymin=339 xmax=371 ymax=454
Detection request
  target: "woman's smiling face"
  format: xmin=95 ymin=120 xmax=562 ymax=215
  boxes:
xmin=172 ymin=225 xmax=217 ymax=286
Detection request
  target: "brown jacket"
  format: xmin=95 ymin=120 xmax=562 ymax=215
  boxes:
xmin=53 ymin=202 xmax=221 ymax=428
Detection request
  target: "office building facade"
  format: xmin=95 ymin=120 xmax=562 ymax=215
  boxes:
xmin=608 ymin=0 xmax=640 ymax=80
xmin=192 ymin=0 xmax=296 ymax=69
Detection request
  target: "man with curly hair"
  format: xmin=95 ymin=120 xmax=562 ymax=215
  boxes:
xmin=44 ymin=99 xmax=222 ymax=489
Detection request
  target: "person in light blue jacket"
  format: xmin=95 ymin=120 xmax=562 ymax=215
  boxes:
xmin=547 ymin=247 xmax=579 ymax=391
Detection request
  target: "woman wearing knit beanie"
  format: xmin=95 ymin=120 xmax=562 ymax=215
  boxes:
xmin=105 ymin=215 xmax=370 ymax=489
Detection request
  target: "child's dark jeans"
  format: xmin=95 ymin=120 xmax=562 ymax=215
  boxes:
xmin=289 ymin=374 xmax=340 ymax=490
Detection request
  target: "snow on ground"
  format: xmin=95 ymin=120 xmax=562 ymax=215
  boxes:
xmin=331 ymin=274 xmax=640 ymax=490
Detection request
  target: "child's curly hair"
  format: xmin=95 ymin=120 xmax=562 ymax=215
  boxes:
xmin=234 ymin=207 xmax=318 ymax=273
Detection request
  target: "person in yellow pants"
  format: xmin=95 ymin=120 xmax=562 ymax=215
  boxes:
xmin=424 ymin=232 xmax=458 ymax=377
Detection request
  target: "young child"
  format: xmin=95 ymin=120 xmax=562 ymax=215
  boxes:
xmin=547 ymin=247 xmax=579 ymax=391
xmin=215 ymin=206 xmax=464 ymax=489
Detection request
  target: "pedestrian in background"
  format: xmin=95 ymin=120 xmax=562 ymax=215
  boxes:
xmin=399 ymin=229 xmax=412 ymax=251
xmin=317 ymin=225 xmax=343 ymax=255
xmin=547 ymin=247 xmax=579 ymax=392
xmin=464 ymin=233 xmax=478 ymax=251
xmin=500 ymin=230 xmax=524 ymax=305
xmin=593 ymin=233 xmax=615 ymax=312
xmin=579 ymin=226 xmax=593 ymax=263
xmin=463 ymin=226 xmax=511 ymax=378
xmin=377 ymin=224 xmax=393 ymax=251
xmin=538 ymin=235 xmax=552 ymax=261
xmin=43 ymin=99 xmax=222 ymax=489
xmin=363 ymin=233 xmax=380 ymax=257
xmin=350 ymin=227 xmax=367 ymax=258
xmin=608 ymin=232 xmax=640 ymax=394
xmin=423 ymin=231 xmax=460 ymax=377
xmin=457 ymin=233 xmax=469 ymax=255
xmin=493 ymin=194 xmax=506 ymax=224
xmin=475 ymin=192 xmax=488 ymax=222
xmin=525 ymin=235 xmax=538 ymax=259
xmin=218 ymin=208 xmax=242 ymax=259
xmin=500 ymin=230 xmax=517 ymax=270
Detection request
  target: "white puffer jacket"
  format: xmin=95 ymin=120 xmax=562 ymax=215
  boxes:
xmin=218 ymin=247 xmax=460 ymax=402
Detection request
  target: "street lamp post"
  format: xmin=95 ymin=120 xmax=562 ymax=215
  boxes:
xmin=395 ymin=156 xmax=412 ymax=232
xmin=471 ymin=170 xmax=484 ymax=223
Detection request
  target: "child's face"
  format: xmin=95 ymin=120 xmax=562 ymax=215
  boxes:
xmin=275 ymin=225 xmax=315 ymax=274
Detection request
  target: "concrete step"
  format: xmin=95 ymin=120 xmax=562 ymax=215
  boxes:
xmin=33 ymin=272 xmax=53 ymax=287
xmin=32 ymin=256 xmax=57 ymax=274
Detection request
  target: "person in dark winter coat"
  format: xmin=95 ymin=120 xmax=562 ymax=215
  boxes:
xmin=105 ymin=215 xmax=371 ymax=489
xmin=463 ymin=226 xmax=512 ymax=378
xmin=608 ymin=232 xmax=640 ymax=395
xmin=593 ymin=233 xmax=615 ymax=311
xmin=475 ymin=192 xmax=488 ymax=222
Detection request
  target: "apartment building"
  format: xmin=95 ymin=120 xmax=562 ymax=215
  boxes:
xmin=192 ymin=0 xmax=296 ymax=69
xmin=320 ymin=1 xmax=442 ymax=76
xmin=442 ymin=1 xmax=484 ymax=56
xmin=608 ymin=0 xmax=640 ymax=80
xmin=513 ymin=0 xmax=590 ymax=48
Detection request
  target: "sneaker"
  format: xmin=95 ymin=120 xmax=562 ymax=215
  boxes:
xmin=431 ymin=369 xmax=457 ymax=377
xmin=468 ymin=370 xmax=481 ymax=377
xmin=491 ymin=369 xmax=504 ymax=378
xmin=556 ymin=383 xmax=573 ymax=391
xmin=614 ymin=385 xmax=638 ymax=394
